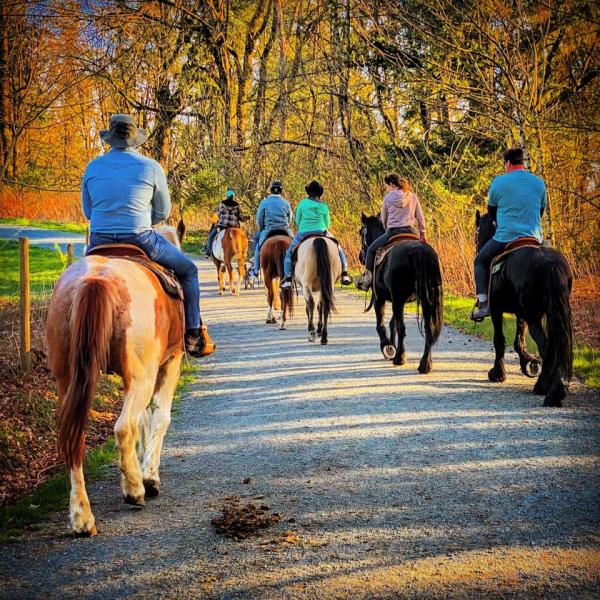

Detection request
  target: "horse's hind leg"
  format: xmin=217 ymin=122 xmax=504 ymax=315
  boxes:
xmin=375 ymin=298 xmax=394 ymax=359
xmin=306 ymin=294 xmax=317 ymax=342
xmin=216 ymin=262 xmax=225 ymax=295
xmin=514 ymin=316 xmax=541 ymax=377
xmin=141 ymin=353 xmax=182 ymax=497
xmin=320 ymin=302 xmax=329 ymax=345
xmin=488 ymin=310 xmax=507 ymax=382
xmin=392 ymin=299 xmax=407 ymax=366
xmin=528 ymin=319 xmax=552 ymax=396
xmin=317 ymin=301 xmax=323 ymax=336
xmin=115 ymin=372 xmax=155 ymax=506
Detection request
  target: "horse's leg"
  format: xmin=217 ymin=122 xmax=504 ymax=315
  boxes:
xmin=141 ymin=353 xmax=182 ymax=497
xmin=216 ymin=261 xmax=225 ymax=295
xmin=115 ymin=371 xmax=155 ymax=506
xmin=306 ymin=293 xmax=317 ymax=342
xmin=513 ymin=316 xmax=541 ymax=377
xmin=317 ymin=301 xmax=323 ymax=336
xmin=528 ymin=319 xmax=551 ymax=396
xmin=375 ymin=298 xmax=394 ymax=359
xmin=236 ymin=250 xmax=246 ymax=295
xmin=418 ymin=300 xmax=434 ymax=375
xmin=488 ymin=309 xmax=507 ymax=382
xmin=392 ymin=299 xmax=407 ymax=366
xmin=59 ymin=377 xmax=97 ymax=536
xmin=320 ymin=299 xmax=329 ymax=345
xmin=226 ymin=259 xmax=235 ymax=294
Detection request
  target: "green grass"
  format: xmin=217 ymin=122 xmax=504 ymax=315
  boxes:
xmin=0 ymin=217 xmax=87 ymax=233
xmin=0 ymin=362 xmax=199 ymax=542
xmin=0 ymin=241 xmax=66 ymax=299
xmin=181 ymin=230 xmax=208 ymax=255
xmin=573 ymin=347 xmax=600 ymax=389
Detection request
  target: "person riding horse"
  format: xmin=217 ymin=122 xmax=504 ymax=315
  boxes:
xmin=82 ymin=114 xmax=215 ymax=358
xmin=206 ymin=188 xmax=249 ymax=257
xmin=280 ymin=180 xmax=353 ymax=289
xmin=356 ymin=174 xmax=426 ymax=291
xmin=247 ymin=180 xmax=294 ymax=279
xmin=471 ymin=147 xmax=547 ymax=320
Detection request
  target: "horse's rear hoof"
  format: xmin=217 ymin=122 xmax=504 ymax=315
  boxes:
xmin=73 ymin=523 xmax=97 ymax=538
xmin=124 ymin=494 xmax=145 ymax=507
xmin=488 ymin=368 xmax=506 ymax=382
xmin=308 ymin=331 xmax=317 ymax=342
xmin=279 ymin=323 xmax=287 ymax=330
xmin=418 ymin=365 xmax=431 ymax=374
xmin=321 ymin=338 xmax=328 ymax=345
xmin=143 ymin=480 xmax=160 ymax=498
xmin=525 ymin=360 xmax=541 ymax=377
xmin=382 ymin=345 xmax=395 ymax=360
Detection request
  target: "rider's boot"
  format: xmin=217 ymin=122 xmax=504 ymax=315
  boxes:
xmin=185 ymin=325 xmax=216 ymax=357
xmin=470 ymin=300 xmax=490 ymax=321
xmin=341 ymin=271 xmax=353 ymax=285
xmin=355 ymin=270 xmax=372 ymax=291
xmin=247 ymin=266 xmax=259 ymax=278
xmin=280 ymin=276 xmax=293 ymax=290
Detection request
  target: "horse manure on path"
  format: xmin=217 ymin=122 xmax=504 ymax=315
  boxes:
xmin=211 ymin=495 xmax=281 ymax=541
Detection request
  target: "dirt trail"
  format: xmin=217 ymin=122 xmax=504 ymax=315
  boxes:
xmin=1 ymin=258 xmax=599 ymax=599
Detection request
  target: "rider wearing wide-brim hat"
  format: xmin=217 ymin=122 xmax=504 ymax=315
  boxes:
xmin=280 ymin=180 xmax=353 ymax=289
xmin=247 ymin=180 xmax=294 ymax=279
xmin=471 ymin=147 xmax=548 ymax=320
xmin=83 ymin=114 xmax=215 ymax=357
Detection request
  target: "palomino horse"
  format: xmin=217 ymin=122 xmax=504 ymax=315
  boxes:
xmin=212 ymin=227 xmax=248 ymax=295
xmin=46 ymin=223 xmax=186 ymax=536
xmin=359 ymin=214 xmax=443 ymax=372
xmin=260 ymin=233 xmax=294 ymax=329
xmin=475 ymin=210 xmax=573 ymax=406
xmin=285 ymin=236 xmax=341 ymax=344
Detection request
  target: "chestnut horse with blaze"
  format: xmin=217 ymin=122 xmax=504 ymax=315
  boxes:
xmin=46 ymin=224 xmax=186 ymax=536
xmin=260 ymin=234 xmax=294 ymax=329
xmin=212 ymin=227 xmax=248 ymax=295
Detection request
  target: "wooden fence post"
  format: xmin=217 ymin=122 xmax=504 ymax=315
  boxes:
xmin=85 ymin=226 xmax=90 ymax=248
xmin=67 ymin=243 xmax=74 ymax=266
xmin=19 ymin=237 xmax=31 ymax=372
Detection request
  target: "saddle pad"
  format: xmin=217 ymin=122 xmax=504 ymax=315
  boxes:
xmin=291 ymin=233 xmax=339 ymax=259
xmin=212 ymin=230 xmax=226 ymax=263
xmin=374 ymin=235 xmax=422 ymax=268
xmin=86 ymin=245 xmax=183 ymax=301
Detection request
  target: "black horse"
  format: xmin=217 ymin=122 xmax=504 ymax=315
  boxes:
xmin=475 ymin=210 xmax=573 ymax=406
xmin=359 ymin=213 xmax=443 ymax=373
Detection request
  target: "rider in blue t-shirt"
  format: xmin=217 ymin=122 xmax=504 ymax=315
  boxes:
xmin=471 ymin=147 xmax=547 ymax=320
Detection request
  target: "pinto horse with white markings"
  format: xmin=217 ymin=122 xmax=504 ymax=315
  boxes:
xmin=46 ymin=224 xmax=185 ymax=536
xmin=260 ymin=233 xmax=294 ymax=329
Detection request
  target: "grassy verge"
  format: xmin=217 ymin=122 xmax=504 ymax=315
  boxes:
xmin=0 ymin=217 xmax=87 ymax=233
xmin=0 ymin=240 xmax=65 ymax=299
xmin=0 ymin=362 xmax=198 ymax=542
xmin=182 ymin=230 xmax=208 ymax=255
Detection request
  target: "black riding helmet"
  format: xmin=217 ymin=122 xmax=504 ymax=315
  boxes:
xmin=270 ymin=180 xmax=283 ymax=194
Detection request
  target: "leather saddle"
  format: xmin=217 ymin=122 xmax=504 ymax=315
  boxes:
xmin=86 ymin=244 xmax=184 ymax=301
xmin=490 ymin=236 xmax=542 ymax=276
xmin=291 ymin=233 xmax=340 ymax=259
xmin=264 ymin=228 xmax=293 ymax=242
xmin=374 ymin=232 xmax=422 ymax=268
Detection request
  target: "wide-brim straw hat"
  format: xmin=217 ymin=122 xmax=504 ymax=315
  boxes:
xmin=100 ymin=114 xmax=148 ymax=148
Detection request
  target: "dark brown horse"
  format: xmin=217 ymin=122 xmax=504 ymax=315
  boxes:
xmin=260 ymin=234 xmax=294 ymax=329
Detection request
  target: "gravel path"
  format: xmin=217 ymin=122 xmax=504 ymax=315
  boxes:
xmin=2 ymin=258 xmax=599 ymax=599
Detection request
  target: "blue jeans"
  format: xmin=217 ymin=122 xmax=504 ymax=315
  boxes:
xmin=283 ymin=231 xmax=348 ymax=278
xmin=89 ymin=230 xmax=201 ymax=329
xmin=365 ymin=226 xmax=418 ymax=272
xmin=252 ymin=226 xmax=294 ymax=272
xmin=474 ymin=238 xmax=507 ymax=294
xmin=207 ymin=226 xmax=218 ymax=257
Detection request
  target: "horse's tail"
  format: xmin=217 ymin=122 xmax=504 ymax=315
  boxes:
xmin=543 ymin=259 xmax=573 ymax=397
xmin=314 ymin=237 xmax=336 ymax=315
xmin=274 ymin=240 xmax=294 ymax=317
xmin=412 ymin=245 xmax=443 ymax=345
xmin=58 ymin=277 xmax=117 ymax=469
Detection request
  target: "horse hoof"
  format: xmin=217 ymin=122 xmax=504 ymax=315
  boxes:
xmin=279 ymin=323 xmax=287 ymax=330
xmin=382 ymin=345 xmax=396 ymax=360
xmin=525 ymin=361 xmax=541 ymax=378
xmin=124 ymin=494 xmax=145 ymax=507
xmin=308 ymin=331 xmax=317 ymax=342
xmin=418 ymin=365 xmax=431 ymax=374
xmin=488 ymin=368 xmax=506 ymax=383
xmin=321 ymin=338 xmax=328 ymax=345
xmin=393 ymin=354 xmax=406 ymax=366
xmin=73 ymin=524 xmax=97 ymax=538
xmin=143 ymin=480 xmax=160 ymax=498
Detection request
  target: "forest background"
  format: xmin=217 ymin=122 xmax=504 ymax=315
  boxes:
xmin=0 ymin=0 xmax=598 ymax=299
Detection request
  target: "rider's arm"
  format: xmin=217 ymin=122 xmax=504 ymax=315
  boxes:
xmin=324 ymin=205 xmax=331 ymax=230
xmin=295 ymin=202 xmax=303 ymax=229
xmin=414 ymin=195 xmax=427 ymax=239
xmin=488 ymin=205 xmax=498 ymax=224
xmin=151 ymin=163 xmax=171 ymax=224
xmin=381 ymin=200 xmax=388 ymax=229
xmin=81 ymin=170 xmax=91 ymax=220
xmin=256 ymin=202 xmax=265 ymax=230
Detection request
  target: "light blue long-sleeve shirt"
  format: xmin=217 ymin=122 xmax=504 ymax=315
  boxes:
xmin=81 ymin=148 xmax=171 ymax=233
xmin=488 ymin=170 xmax=547 ymax=242
xmin=256 ymin=194 xmax=293 ymax=232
